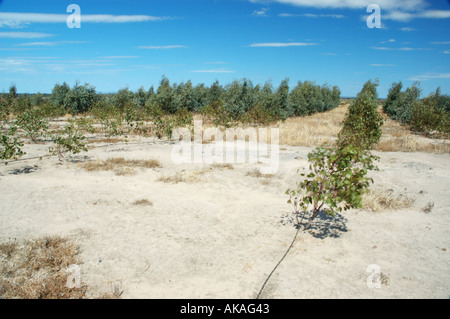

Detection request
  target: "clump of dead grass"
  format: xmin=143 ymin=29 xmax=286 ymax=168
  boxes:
xmin=158 ymin=169 xmax=207 ymax=183
xmin=246 ymin=168 xmax=275 ymax=179
xmin=133 ymin=199 xmax=153 ymax=206
xmin=0 ymin=236 xmax=86 ymax=299
xmin=362 ymin=187 xmax=416 ymax=212
xmin=82 ymin=157 xmax=162 ymax=176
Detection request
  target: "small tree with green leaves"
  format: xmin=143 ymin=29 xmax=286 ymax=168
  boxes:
xmin=15 ymin=108 xmax=49 ymax=143
xmin=49 ymin=123 xmax=88 ymax=161
xmin=1 ymin=122 xmax=25 ymax=164
xmin=338 ymin=80 xmax=384 ymax=150
xmin=287 ymin=79 xmax=383 ymax=230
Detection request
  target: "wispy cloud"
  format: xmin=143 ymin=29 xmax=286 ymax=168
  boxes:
xmin=370 ymin=64 xmax=397 ymax=67
xmin=253 ymin=8 xmax=269 ymax=17
xmin=15 ymin=41 xmax=87 ymax=47
xmin=400 ymin=27 xmax=416 ymax=32
xmin=409 ymin=73 xmax=450 ymax=81
xmin=431 ymin=41 xmax=450 ymax=45
xmin=248 ymin=42 xmax=318 ymax=47
xmin=102 ymin=56 xmax=139 ymax=59
xmin=279 ymin=13 xmax=344 ymax=19
xmin=0 ymin=31 xmax=53 ymax=38
xmin=205 ymin=62 xmax=226 ymax=64
xmin=371 ymin=46 xmax=430 ymax=51
xmin=137 ymin=45 xmax=188 ymax=50
xmin=191 ymin=68 xmax=235 ymax=73
xmin=249 ymin=0 xmax=427 ymax=11
xmin=0 ymin=12 xmax=170 ymax=26
xmin=384 ymin=10 xmax=450 ymax=22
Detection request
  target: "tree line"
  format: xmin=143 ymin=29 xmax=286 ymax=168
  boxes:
xmin=1 ymin=76 xmax=341 ymax=125
xmin=383 ymin=81 xmax=449 ymax=137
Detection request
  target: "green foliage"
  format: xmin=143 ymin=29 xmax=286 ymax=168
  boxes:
xmin=111 ymin=87 xmax=134 ymax=112
xmin=288 ymin=81 xmax=340 ymax=117
xmin=410 ymin=91 xmax=450 ymax=136
xmin=63 ymin=82 xmax=98 ymax=114
xmin=287 ymin=145 xmax=378 ymax=229
xmin=287 ymin=80 xmax=382 ymax=229
xmin=383 ymin=81 xmax=403 ymax=119
xmin=173 ymin=107 xmax=193 ymax=128
xmin=15 ymin=108 xmax=49 ymax=143
xmin=338 ymin=81 xmax=384 ymax=150
xmin=49 ymin=123 xmax=87 ymax=160
xmin=49 ymin=82 xmax=70 ymax=108
xmin=1 ymin=123 xmax=25 ymax=164
xmin=201 ymin=99 xmax=234 ymax=128
xmin=397 ymin=82 xmax=421 ymax=125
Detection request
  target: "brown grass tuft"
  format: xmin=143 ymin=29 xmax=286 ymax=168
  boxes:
xmin=246 ymin=168 xmax=275 ymax=179
xmin=158 ymin=169 xmax=206 ymax=183
xmin=0 ymin=236 xmax=87 ymax=299
xmin=362 ymin=187 xmax=416 ymax=212
xmin=133 ymin=199 xmax=153 ymax=206
xmin=81 ymin=157 xmax=162 ymax=176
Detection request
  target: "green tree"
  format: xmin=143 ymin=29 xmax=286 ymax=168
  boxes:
xmin=383 ymin=82 xmax=403 ymax=119
xmin=63 ymin=82 xmax=98 ymax=114
xmin=338 ymin=80 xmax=384 ymax=150
xmin=50 ymin=82 xmax=71 ymax=108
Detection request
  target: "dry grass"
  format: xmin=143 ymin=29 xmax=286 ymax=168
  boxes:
xmin=133 ymin=199 xmax=153 ymax=206
xmin=86 ymin=137 xmax=123 ymax=144
xmin=273 ymin=103 xmax=449 ymax=153
xmin=211 ymin=163 xmax=234 ymax=170
xmin=158 ymin=169 xmax=206 ymax=183
xmin=82 ymin=157 xmax=162 ymax=176
xmin=0 ymin=236 xmax=86 ymax=299
xmin=362 ymin=187 xmax=416 ymax=212
xmin=246 ymin=168 xmax=275 ymax=179
xmin=276 ymin=104 xmax=348 ymax=147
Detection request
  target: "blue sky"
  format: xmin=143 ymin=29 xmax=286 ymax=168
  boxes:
xmin=0 ymin=0 xmax=449 ymax=97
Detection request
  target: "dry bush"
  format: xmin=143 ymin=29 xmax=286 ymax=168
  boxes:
xmin=362 ymin=187 xmax=416 ymax=212
xmin=82 ymin=157 xmax=162 ymax=176
xmin=0 ymin=236 xmax=86 ymax=299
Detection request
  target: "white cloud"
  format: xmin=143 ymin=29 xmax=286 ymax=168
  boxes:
xmin=409 ymin=73 xmax=450 ymax=81
xmin=0 ymin=12 xmax=169 ymax=26
xmin=191 ymin=68 xmax=235 ymax=73
xmin=384 ymin=9 xmax=450 ymax=21
xmin=253 ymin=8 xmax=269 ymax=16
xmin=248 ymin=42 xmax=318 ymax=47
xmin=370 ymin=64 xmax=397 ymax=67
xmin=279 ymin=13 xmax=344 ymax=18
xmin=137 ymin=45 xmax=188 ymax=50
xmin=431 ymin=41 xmax=450 ymax=45
xmin=0 ymin=32 xmax=53 ymax=38
xmin=371 ymin=46 xmax=430 ymax=51
xmin=443 ymin=51 xmax=450 ymax=54
xmin=250 ymin=0 xmax=426 ymax=11
xmin=401 ymin=27 xmax=416 ymax=32
xmin=102 ymin=56 xmax=139 ymax=59
xmin=15 ymin=41 xmax=86 ymax=47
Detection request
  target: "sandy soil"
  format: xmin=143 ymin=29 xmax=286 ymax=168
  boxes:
xmin=1 ymin=136 xmax=449 ymax=299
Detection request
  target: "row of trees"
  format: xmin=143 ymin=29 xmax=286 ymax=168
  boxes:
xmin=383 ymin=82 xmax=449 ymax=136
xmin=1 ymin=77 xmax=341 ymax=124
